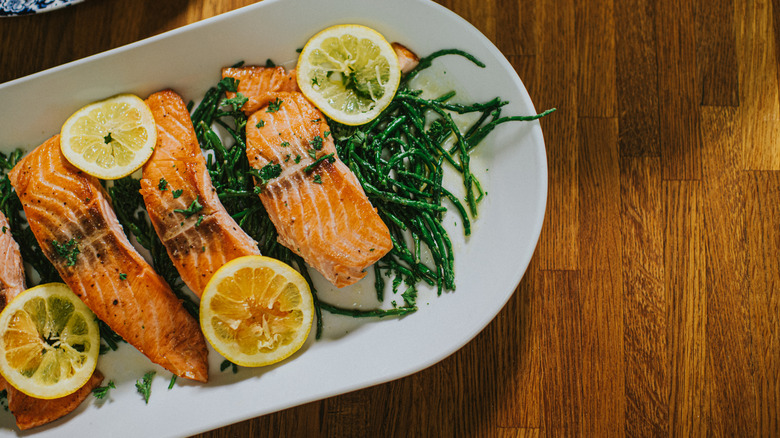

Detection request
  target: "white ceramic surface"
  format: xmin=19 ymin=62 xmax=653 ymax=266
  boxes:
xmin=0 ymin=0 xmax=547 ymax=436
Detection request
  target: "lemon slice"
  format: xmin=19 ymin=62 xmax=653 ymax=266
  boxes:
xmin=60 ymin=93 xmax=157 ymax=180
xmin=199 ymin=256 xmax=314 ymax=367
xmin=297 ymin=24 xmax=401 ymax=125
xmin=0 ymin=283 xmax=100 ymax=399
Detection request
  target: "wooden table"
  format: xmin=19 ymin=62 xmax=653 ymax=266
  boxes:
xmin=3 ymin=0 xmax=779 ymax=436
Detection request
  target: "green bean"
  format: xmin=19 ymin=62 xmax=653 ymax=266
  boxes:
xmin=318 ymin=302 xmax=417 ymax=318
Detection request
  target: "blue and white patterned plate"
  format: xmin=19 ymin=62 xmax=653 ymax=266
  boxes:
xmin=0 ymin=0 xmax=84 ymax=16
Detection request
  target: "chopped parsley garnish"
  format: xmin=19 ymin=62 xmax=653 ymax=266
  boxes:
xmin=307 ymin=149 xmax=317 ymax=159
xmin=92 ymin=381 xmax=116 ymax=399
xmin=103 ymin=133 xmax=113 ymax=144
xmin=324 ymin=130 xmax=330 ymax=138
xmin=294 ymin=155 xmax=302 ymax=164
xmin=195 ymin=214 xmax=205 ymax=227
xmin=158 ymin=178 xmax=168 ymax=191
xmin=266 ymin=98 xmax=283 ymax=113
xmin=119 ymin=273 xmax=127 ymax=280
xmin=51 ymin=238 xmax=80 ymax=267
xmin=310 ymin=135 xmax=323 ymax=150
xmin=312 ymin=77 xmax=320 ymax=87
xmin=250 ymin=162 xmax=282 ymax=186
xmin=401 ymin=286 xmax=418 ymax=307
xmin=172 ymin=189 xmax=183 ymax=198
xmin=313 ymin=174 xmax=323 ymax=184
xmin=222 ymin=93 xmax=248 ymax=111
xmin=281 ymin=141 xmax=290 ymax=147
xmin=1 ymin=226 xmax=5 ymax=234
xmin=135 ymin=371 xmax=155 ymax=404
xmin=256 ymin=120 xmax=265 ymax=128
xmin=174 ymin=196 xmax=204 ymax=218
xmin=168 ymin=375 xmax=177 ymax=390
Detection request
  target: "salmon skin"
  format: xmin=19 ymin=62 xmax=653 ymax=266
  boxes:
xmin=0 ymin=211 xmax=104 ymax=430
xmin=9 ymin=137 xmax=209 ymax=382
xmin=222 ymin=66 xmax=299 ymax=115
xmin=246 ymin=91 xmax=392 ymax=287
xmin=140 ymin=90 xmax=260 ymax=297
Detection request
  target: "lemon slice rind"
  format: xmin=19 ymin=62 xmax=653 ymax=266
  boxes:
xmin=297 ymin=24 xmax=401 ymax=126
xmin=60 ymin=93 xmax=157 ymax=180
xmin=0 ymin=283 xmax=100 ymax=400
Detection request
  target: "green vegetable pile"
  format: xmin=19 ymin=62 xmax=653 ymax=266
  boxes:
xmin=330 ymin=49 xmax=553 ymax=305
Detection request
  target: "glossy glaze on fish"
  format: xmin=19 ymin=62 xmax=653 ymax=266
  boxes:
xmin=222 ymin=66 xmax=299 ymax=115
xmin=246 ymin=91 xmax=392 ymax=287
xmin=8 ymin=137 xmax=208 ymax=382
xmin=0 ymin=211 xmax=104 ymax=430
xmin=140 ymin=90 xmax=261 ymax=297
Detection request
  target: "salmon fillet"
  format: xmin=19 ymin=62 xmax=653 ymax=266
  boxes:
xmin=8 ymin=137 xmax=209 ymax=382
xmin=140 ymin=90 xmax=261 ymax=297
xmin=222 ymin=66 xmax=299 ymax=115
xmin=2 ymin=371 xmax=104 ymax=431
xmin=0 ymin=211 xmax=104 ymax=430
xmin=391 ymin=42 xmax=420 ymax=74
xmin=246 ymin=91 xmax=392 ymax=287
xmin=0 ymin=211 xmax=25 ymax=307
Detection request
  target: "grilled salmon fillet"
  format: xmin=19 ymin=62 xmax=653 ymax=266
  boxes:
xmin=0 ymin=211 xmax=104 ymax=430
xmin=222 ymin=66 xmax=299 ymax=115
xmin=8 ymin=137 xmax=209 ymax=382
xmin=246 ymin=91 xmax=392 ymax=287
xmin=140 ymin=90 xmax=261 ymax=297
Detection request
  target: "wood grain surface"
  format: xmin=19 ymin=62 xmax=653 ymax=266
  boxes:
xmin=2 ymin=0 xmax=779 ymax=436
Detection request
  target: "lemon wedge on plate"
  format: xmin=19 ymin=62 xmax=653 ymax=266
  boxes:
xmin=199 ymin=256 xmax=314 ymax=367
xmin=297 ymin=24 xmax=401 ymax=126
xmin=0 ymin=283 xmax=100 ymax=399
xmin=60 ymin=93 xmax=157 ymax=180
